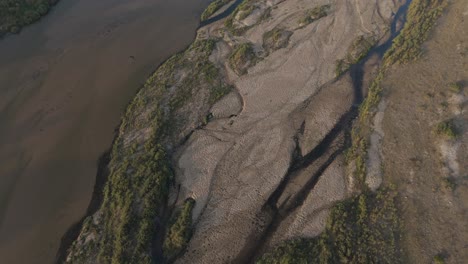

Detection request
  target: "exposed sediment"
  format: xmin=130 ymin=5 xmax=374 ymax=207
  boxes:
xmin=65 ymin=0 xmax=408 ymax=263
xmin=175 ymin=0 xmax=401 ymax=262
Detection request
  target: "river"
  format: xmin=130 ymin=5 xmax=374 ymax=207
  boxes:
xmin=0 ymin=0 xmax=211 ymax=263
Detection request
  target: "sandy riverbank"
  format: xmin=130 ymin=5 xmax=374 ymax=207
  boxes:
xmin=0 ymin=0 xmax=211 ymax=263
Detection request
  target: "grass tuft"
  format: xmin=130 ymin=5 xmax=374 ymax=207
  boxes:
xmin=201 ymin=0 xmax=231 ymax=21
xmin=163 ymin=198 xmax=196 ymax=261
xmin=435 ymin=119 xmax=458 ymax=139
xmin=298 ymin=4 xmax=331 ymax=27
xmin=449 ymin=82 xmax=462 ymax=93
xmin=262 ymin=27 xmax=292 ymax=54
xmin=229 ymin=42 xmax=257 ymax=75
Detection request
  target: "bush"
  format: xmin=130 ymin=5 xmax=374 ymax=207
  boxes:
xmin=335 ymin=35 xmax=376 ymax=77
xmin=442 ymin=177 xmax=456 ymax=190
xmin=229 ymin=42 xmax=257 ymax=75
xmin=223 ymin=0 xmax=263 ymax=36
xmin=435 ymin=120 xmax=458 ymax=139
xmin=200 ymin=0 xmax=230 ymax=21
xmin=298 ymin=4 xmax=331 ymax=27
xmin=449 ymin=82 xmax=462 ymax=93
xmin=433 ymin=254 xmax=445 ymax=264
xmin=163 ymin=198 xmax=196 ymax=261
xmin=384 ymin=0 xmax=448 ymax=65
xmin=262 ymin=27 xmax=293 ymax=53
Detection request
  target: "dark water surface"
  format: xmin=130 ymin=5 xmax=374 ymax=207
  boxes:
xmin=0 ymin=0 xmax=210 ymax=263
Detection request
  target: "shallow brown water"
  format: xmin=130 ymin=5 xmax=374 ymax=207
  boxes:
xmin=0 ymin=0 xmax=210 ymax=263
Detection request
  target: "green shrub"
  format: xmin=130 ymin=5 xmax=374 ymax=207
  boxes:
xmin=201 ymin=0 xmax=230 ymax=21
xmin=223 ymin=0 xmax=261 ymax=36
xmin=237 ymin=2 xmax=255 ymax=20
xmin=335 ymin=35 xmax=376 ymax=77
xmin=163 ymin=198 xmax=196 ymax=261
xmin=229 ymin=42 xmax=257 ymax=75
xmin=262 ymin=27 xmax=293 ymax=53
xmin=449 ymin=82 xmax=462 ymax=93
xmin=384 ymin=0 xmax=448 ymax=65
xmin=298 ymin=4 xmax=331 ymax=27
xmin=435 ymin=120 xmax=458 ymax=139
xmin=348 ymin=35 xmax=376 ymax=63
xmin=442 ymin=177 xmax=456 ymax=191
xmin=433 ymin=254 xmax=445 ymax=264
xmin=335 ymin=59 xmax=348 ymax=77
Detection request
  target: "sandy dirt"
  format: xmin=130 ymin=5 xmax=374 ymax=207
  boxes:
xmin=173 ymin=0 xmax=400 ymax=262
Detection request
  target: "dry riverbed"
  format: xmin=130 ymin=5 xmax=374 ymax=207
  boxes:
xmin=176 ymin=0 xmax=398 ymax=262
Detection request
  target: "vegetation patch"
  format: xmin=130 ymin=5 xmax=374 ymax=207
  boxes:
xmin=262 ymin=27 xmax=293 ymax=54
xmin=335 ymin=35 xmax=376 ymax=77
xmin=0 ymin=0 xmax=58 ymax=35
xmin=449 ymin=82 xmax=462 ymax=93
xmin=258 ymin=187 xmax=400 ymax=264
xmin=442 ymin=177 xmax=457 ymax=191
xmin=224 ymin=0 xmax=264 ymax=36
xmin=433 ymin=254 xmax=446 ymax=264
xmin=229 ymin=42 xmax=257 ymax=75
xmin=237 ymin=0 xmax=255 ymax=21
xmin=66 ymin=38 xmax=230 ymax=264
xmin=435 ymin=119 xmax=458 ymax=139
xmin=163 ymin=198 xmax=196 ymax=262
xmin=201 ymin=0 xmax=231 ymax=21
xmin=384 ymin=0 xmax=448 ymax=65
xmin=298 ymin=4 xmax=331 ymax=28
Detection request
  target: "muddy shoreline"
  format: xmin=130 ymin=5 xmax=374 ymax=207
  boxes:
xmin=0 ymin=0 xmax=213 ymax=263
xmin=54 ymin=3 xmax=238 ymax=261
xmin=54 ymin=140 xmax=112 ymax=263
xmin=54 ymin=36 xmax=197 ymax=264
